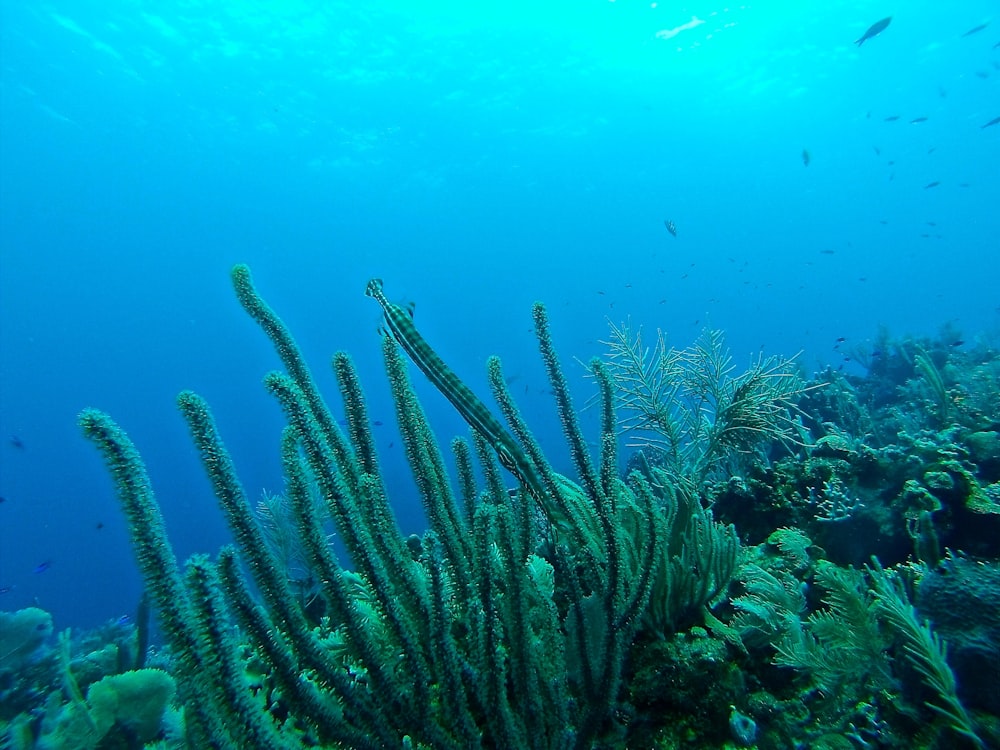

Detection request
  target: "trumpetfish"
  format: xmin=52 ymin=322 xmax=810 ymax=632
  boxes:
xmin=365 ymin=279 xmax=547 ymax=501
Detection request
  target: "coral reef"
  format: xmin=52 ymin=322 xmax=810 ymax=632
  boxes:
xmin=0 ymin=608 xmax=176 ymax=750
xmin=4 ymin=278 xmax=999 ymax=749
xmin=67 ymin=265 xmax=741 ymax=748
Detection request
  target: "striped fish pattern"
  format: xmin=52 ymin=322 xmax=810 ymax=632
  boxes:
xmin=365 ymin=278 xmax=546 ymax=500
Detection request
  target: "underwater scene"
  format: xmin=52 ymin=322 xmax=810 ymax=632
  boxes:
xmin=1 ymin=1 xmax=999 ymax=748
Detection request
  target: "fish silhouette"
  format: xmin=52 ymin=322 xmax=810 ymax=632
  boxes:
xmin=962 ymin=22 xmax=989 ymax=37
xmin=856 ymin=17 xmax=892 ymax=46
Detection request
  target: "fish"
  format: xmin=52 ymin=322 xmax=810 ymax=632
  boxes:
xmin=856 ymin=17 xmax=892 ymax=46
xmin=884 ymin=115 xmax=900 ymax=121
xmin=655 ymin=15 xmax=705 ymax=41
xmin=924 ymin=181 xmax=940 ymax=189
xmin=9 ymin=435 xmax=25 ymax=450
xmin=33 ymin=560 xmax=51 ymax=574
xmin=802 ymin=149 xmax=811 ymax=166
xmin=962 ymin=22 xmax=989 ymax=37
xmin=365 ymin=279 xmax=548 ymax=503
xmin=910 ymin=117 xmax=928 ymax=123
xmin=664 ymin=219 xmax=677 ymax=237
xmin=982 ymin=115 xmax=1000 ymax=129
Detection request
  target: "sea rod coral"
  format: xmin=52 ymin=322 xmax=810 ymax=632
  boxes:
xmin=77 ymin=264 xmax=683 ymax=748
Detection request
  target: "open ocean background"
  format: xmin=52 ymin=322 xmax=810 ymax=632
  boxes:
xmin=1 ymin=1 xmax=998 ymax=631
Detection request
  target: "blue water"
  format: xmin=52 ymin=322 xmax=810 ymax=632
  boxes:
xmin=1 ymin=1 xmax=997 ymax=630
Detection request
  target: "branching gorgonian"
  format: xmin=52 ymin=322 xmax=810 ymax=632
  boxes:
xmin=600 ymin=321 xmax=814 ymax=489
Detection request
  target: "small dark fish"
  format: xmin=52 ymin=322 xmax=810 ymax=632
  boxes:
xmin=33 ymin=560 xmax=51 ymax=574
xmin=0 ymin=496 xmax=5 ymax=504
xmin=0 ymin=586 xmax=13 ymax=595
xmin=96 ymin=521 xmax=104 ymax=530
xmin=910 ymin=117 xmax=928 ymax=123
xmin=884 ymin=115 xmax=901 ymax=121
xmin=115 ymin=614 xmax=132 ymax=626
xmin=802 ymin=149 xmax=811 ymax=166
xmin=372 ymin=420 xmax=384 ymax=426
xmin=950 ymin=340 xmax=965 ymax=347
xmin=820 ymin=249 xmax=836 ymax=255
xmin=924 ymin=181 xmax=941 ymax=189
xmin=873 ymin=146 xmax=881 ymax=155
xmin=871 ymin=350 xmax=883 ymax=358
xmin=856 ymin=17 xmax=892 ymax=46
xmin=664 ymin=219 xmax=677 ymax=237
xmin=9 ymin=435 xmax=25 ymax=450
xmin=962 ymin=22 xmax=989 ymax=37
xmin=982 ymin=116 xmax=1000 ymax=129
xmin=879 ymin=219 xmax=889 ymax=224
xmin=836 ymin=337 xmax=847 ymax=343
